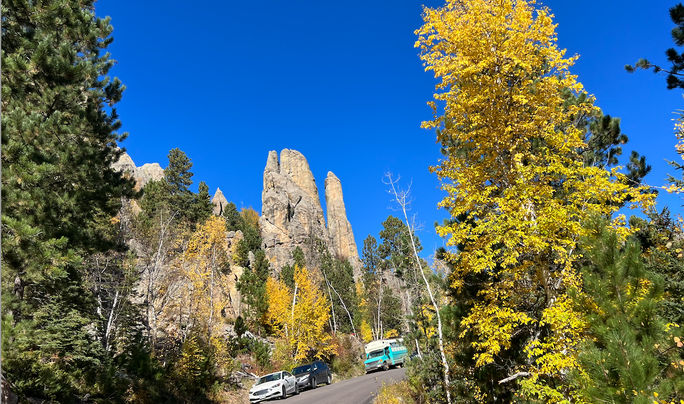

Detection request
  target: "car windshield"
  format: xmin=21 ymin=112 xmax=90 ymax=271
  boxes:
xmin=369 ymin=349 xmax=384 ymax=358
xmin=292 ymin=364 xmax=311 ymax=374
xmin=257 ymin=372 xmax=281 ymax=385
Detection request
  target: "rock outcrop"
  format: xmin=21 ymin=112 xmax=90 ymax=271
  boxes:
xmin=325 ymin=172 xmax=362 ymax=280
xmin=212 ymin=187 xmax=229 ymax=216
xmin=112 ymin=151 xmax=164 ymax=189
xmin=136 ymin=163 xmax=164 ymax=188
xmin=260 ymin=149 xmax=362 ymax=281
xmin=260 ymin=150 xmax=328 ymax=272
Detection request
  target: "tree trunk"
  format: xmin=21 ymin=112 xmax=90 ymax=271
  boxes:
xmin=386 ymin=174 xmax=452 ymax=404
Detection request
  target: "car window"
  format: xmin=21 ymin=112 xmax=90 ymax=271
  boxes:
xmin=257 ymin=372 xmax=281 ymax=385
xmin=293 ymin=364 xmax=311 ymax=374
xmin=284 ymin=372 xmax=291 ymax=377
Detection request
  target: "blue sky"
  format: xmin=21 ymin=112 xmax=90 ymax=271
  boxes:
xmin=98 ymin=0 xmax=683 ymax=260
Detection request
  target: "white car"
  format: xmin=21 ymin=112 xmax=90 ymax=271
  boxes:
xmin=249 ymin=370 xmax=298 ymax=402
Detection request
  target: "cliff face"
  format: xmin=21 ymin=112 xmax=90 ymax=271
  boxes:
xmin=259 ymin=149 xmax=328 ymax=272
xmin=260 ymin=149 xmax=362 ymax=281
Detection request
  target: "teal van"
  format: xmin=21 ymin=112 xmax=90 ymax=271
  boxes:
xmin=363 ymin=339 xmax=407 ymax=373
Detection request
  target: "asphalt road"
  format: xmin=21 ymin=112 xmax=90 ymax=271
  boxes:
xmin=269 ymin=368 xmax=406 ymax=404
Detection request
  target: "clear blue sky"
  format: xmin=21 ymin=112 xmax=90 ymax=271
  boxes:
xmin=97 ymin=0 xmax=684 ymax=260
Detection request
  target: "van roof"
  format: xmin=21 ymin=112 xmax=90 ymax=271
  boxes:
xmin=364 ymin=338 xmax=404 ymax=353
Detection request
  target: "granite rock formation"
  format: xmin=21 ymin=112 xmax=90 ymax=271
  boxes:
xmin=212 ymin=188 xmax=229 ymax=216
xmin=325 ymin=172 xmax=362 ymax=279
xmin=112 ymin=151 xmax=164 ymax=189
xmin=260 ymin=149 xmax=328 ymax=272
xmin=260 ymin=149 xmax=362 ymax=281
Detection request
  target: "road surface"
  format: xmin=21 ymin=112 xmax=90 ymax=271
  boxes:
xmin=271 ymin=368 xmax=406 ymax=404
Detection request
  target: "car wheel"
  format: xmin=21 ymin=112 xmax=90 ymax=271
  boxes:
xmin=281 ymin=386 xmax=287 ymax=399
xmin=326 ymin=374 xmax=332 ymax=385
xmin=382 ymin=361 xmax=389 ymax=371
xmin=295 ymin=383 xmax=299 ymax=395
xmin=310 ymin=377 xmax=316 ymax=389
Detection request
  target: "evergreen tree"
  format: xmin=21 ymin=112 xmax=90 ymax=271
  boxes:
xmin=320 ymin=252 xmax=358 ymax=334
xmin=564 ymin=91 xmax=651 ymax=187
xmin=190 ymin=181 xmax=213 ymax=224
xmin=572 ymin=218 xmax=682 ymax=403
xmin=222 ymin=201 xmax=242 ymax=231
xmin=165 ymin=147 xmax=194 ymax=195
xmin=237 ymin=249 xmax=271 ymax=333
xmin=280 ymin=246 xmax=305 ymax=289
xmin=378 ymin=215 xmax=420 ymax=280
xmin=1 ymin=0 xmax=135 ymax=399
xmin=631 ymin=209 xmax=684 ymax=325
xmin=627 ymin=3 xmax=684 ymax=89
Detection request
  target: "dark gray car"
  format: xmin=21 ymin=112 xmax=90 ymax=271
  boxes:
xmin=292 ymin=360 xmax=332 ymax=390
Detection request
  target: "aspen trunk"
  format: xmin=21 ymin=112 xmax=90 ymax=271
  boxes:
xmin=387 ymin=174 xmax=452 ymax=404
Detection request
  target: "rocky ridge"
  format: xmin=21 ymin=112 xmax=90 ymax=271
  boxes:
xmin=112 ymin=151 xmax=164 ymax=189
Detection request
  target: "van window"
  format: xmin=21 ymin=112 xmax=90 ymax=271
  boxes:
xmin=369 ymin=349 xmax=384 ymax=358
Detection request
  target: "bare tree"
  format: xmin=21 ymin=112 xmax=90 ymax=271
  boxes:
xmin=384 ymin=172 xmax=452 ymax=404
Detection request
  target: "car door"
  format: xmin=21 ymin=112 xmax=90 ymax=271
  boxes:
xmin=284 ymin=371 xmax=294 ymax=393
xmin=311 ymin=363 xmax=319 ymax=384
xmin=320 ymin=362 xmax=329 ymax=379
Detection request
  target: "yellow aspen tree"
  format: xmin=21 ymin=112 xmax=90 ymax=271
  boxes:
xmin=182 ymin=216 xmax=232 ymax=347
xmin=416 ymin=0 xmax=653 ymax=401
xmin=360 ymin=320 xmax=374 ymax=343
xmin=266 ymin=266 xmax=336 ymax=361
xmin=265 ymin=276 xmax=292 ymax=336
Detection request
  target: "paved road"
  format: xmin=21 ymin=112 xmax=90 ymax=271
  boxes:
xmin=269 ymin=368 xmax=406 ymax=404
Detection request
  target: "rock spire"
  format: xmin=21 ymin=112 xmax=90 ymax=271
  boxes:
xmin=260 ymin=149 xmax=362 ymax=281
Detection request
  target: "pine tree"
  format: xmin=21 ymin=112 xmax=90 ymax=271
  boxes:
xmin=191 ymin=181 xmax=213 ymax=224
xmin=2 ymin=0 xmax=135 ymax=399
xmin=631 ymin=209 xmax=684 ymax=326
xmin=237 ymin=249 xmax=271 ymax=332
xmin=573 ymin=217 xmax=683 ymax=403
xmin=627 ymin=3 xmax=684 ymax=89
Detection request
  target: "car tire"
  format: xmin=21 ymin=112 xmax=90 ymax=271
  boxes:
xmin=310 ymin=377 xmax=316 ymax=390
xmin=326 ymin=374 xmax=332 ymax=385
xmin=281 ymin=386 xmax=287 ymax=399
xmin=382 ymin=361 xmax=389 ymax=371
xmin=295 ymin=384 xmax=299 ymax=395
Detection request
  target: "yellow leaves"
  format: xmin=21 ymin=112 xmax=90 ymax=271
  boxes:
xmin=266 ymin=266 xmax=336 ymax=361
xmin=265 ymin=277 xmax=291 ymax=333
xmin=460 ymin=303 xmax=534 ymax=367
xmin=176 ymin=216 xmax=233 ymax=341
xmin=418 ymin=0 xmax=653 ymax=401
xmin=360 ymin=320 xmax=373 ymax=343
xmin=384 ymin=329 xmax=399 ymax=339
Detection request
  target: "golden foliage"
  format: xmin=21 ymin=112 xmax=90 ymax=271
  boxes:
xmin=384 ymin=329 xmax=399 ymax=339
xmin=360 ymin=319 xmax=374 ymax=343
xmin=174 ymin=216 xmax=234 ymax=359
xmin=240 ymin=207 xmax=260 ymax=229
xmin=416 ymin=0 xmax=653 ymax=401
xmin=266 ymin=266 xmax=336 ymax=361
